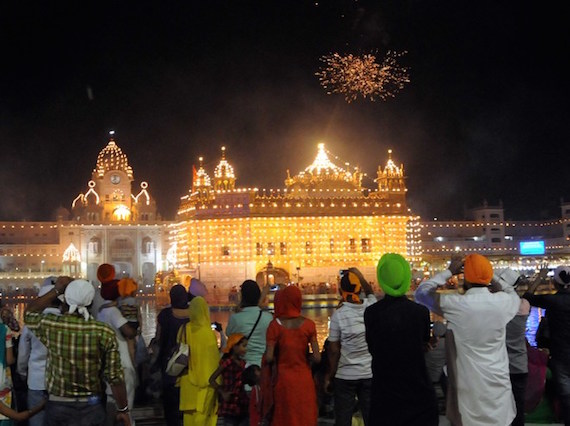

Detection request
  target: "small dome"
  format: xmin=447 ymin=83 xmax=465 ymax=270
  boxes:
xmin=382 ymin=149 xmax=404 ymax=177
xmin=214 ymin=146 xmax=235 ymax=180
xmin=94 ymin=138 xmax=134 ymax=180
xmin=194 ymin=157 xmax=212 ymax=188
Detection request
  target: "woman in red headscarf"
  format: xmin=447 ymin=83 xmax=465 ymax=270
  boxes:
xmin=265 ymin=285 xmax=320 ymax=426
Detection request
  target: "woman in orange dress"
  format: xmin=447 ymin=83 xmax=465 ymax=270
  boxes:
xmin=265 ymin=286 xmax=320 ymax=426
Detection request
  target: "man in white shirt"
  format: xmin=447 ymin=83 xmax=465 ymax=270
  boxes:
xmin=415 ymin=254 xmax=521 ymax=426
xmin=96 ymin=280 xmax=137 ymax=425
xmin=324 ymin=268 xmax=376 ymax=426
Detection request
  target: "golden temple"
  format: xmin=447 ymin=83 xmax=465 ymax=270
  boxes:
xmin=172 ymin=144 xmax=420 ymax=289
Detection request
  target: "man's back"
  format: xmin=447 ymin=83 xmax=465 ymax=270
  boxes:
xmin=329 ymin=296 xmax=375 ymax=379
xmin=525 ymin=292 xmax=570 ymax=362
xmin=442 ymin=288 xmax=519 ymax=347
xmin=364 ymin=296 xmax=437 ymax=426
xmin=365 ymin=296 xmax=431 ymax=380
xmin=440 ymin=287 xmax=520 ymax=426
xmin=24 ymin=311 xmax=123 ymax=397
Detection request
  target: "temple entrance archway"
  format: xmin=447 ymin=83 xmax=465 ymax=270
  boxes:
xmin=255 ymin=261 xmax=290 ymax=287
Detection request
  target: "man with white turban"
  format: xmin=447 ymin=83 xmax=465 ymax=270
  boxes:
xmin=24 ymin=277 xmax=131 ymax=426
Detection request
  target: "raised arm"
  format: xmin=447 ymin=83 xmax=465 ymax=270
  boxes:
xmin=25 ymin=276 xmax=72 ymax=314
xmin=526 ymin=268 xmax=550 ymax=295
xmin=415 ymin=257 xmax=463 ymax=317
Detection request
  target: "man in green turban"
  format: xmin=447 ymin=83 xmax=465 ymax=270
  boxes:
xmin=364 ymin=253 xmax=438 ymax=426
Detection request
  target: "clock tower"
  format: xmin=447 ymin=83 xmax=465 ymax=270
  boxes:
xmin=71 ymin=135 xmax=157 ymax=222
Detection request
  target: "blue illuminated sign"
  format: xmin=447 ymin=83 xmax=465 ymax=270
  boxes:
xmin=519 ymin=241 xmax=545 ymax=255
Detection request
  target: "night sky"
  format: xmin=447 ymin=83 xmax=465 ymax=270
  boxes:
xmin=1 ymin=1 xmax=568 ymax=222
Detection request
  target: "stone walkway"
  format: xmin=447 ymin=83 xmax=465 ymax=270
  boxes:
xmin=132 ymin=401 xmax=564 ymax=425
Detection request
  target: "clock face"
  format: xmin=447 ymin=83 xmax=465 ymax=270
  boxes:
xmin=110 ymin=174 xmax=121 ymax=184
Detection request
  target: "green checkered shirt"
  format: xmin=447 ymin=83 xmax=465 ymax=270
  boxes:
xmin=24 ymin=311 xmax=124 ymax=397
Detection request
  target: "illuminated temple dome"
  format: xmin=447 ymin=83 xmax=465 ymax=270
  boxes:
xmin=285 ymin=143 xmax=362 ymax=198
xmin=94 ymin=138 xmax=134 ymax=180
xmin=213 ymin=146 xmax=236 ymax=190
xmin=375 ymin=149 xmax=406 ymax=194
xmin=194 ymin=157 xmax=212 ymax=189
xmin=71 ymin=135 xmax=158 ymax=222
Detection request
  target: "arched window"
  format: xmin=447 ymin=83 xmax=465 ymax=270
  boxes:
xmin=142 ymin=237 xmax=154 ymax=254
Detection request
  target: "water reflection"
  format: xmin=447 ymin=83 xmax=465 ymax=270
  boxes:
xmin=6 ymin=299 xmax=544 ymax=349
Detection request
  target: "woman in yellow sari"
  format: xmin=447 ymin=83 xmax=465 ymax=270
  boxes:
xmin=179 ymin=296 xmax=220 ymax=426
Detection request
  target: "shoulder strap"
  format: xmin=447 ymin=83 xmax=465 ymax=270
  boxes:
xmin=177 ymin=322 xmax=188 ymax=344
xmin=247 ymin=310 xmax=263 ymax=340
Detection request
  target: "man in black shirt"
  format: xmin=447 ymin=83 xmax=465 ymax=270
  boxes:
xmin=524 ymin=266 xmax=570 ymax=425
xmin=364 ymin=253 xmax=438 ymax=426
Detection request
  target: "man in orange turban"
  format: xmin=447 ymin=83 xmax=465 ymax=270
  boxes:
xmin=325 ymin=268 xmax=376 ymax=425
xmin=415 ymin=254 xmax=521 ymax=426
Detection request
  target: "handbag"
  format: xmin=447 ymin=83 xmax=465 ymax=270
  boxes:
xmin=165 ymin=323 xmax=189 ymax=377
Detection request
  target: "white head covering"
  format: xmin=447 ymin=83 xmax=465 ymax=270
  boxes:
xmin=39 ymin=284 xmax=55 ymax=297
xmin=554 ymin=266 xmax=570 ymax=288
xmin=493 ymin=267 xmax=521 ymax=289
xmin=64 ymin=279 xmax=95 ymax=321
xmin=41 ymin=276 xmax=57 ymax=287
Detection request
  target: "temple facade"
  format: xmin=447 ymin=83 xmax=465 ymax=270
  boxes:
xmin=173 ymin=144 xmax=419 ymax=290
xmin=0 ymin=135 xmax=170 ymax=293
xmin=1 ymin=135 xmax=569 ymax=296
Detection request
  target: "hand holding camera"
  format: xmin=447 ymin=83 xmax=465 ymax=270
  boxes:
xmin=448 ymin=255 xmax=464 ymax=276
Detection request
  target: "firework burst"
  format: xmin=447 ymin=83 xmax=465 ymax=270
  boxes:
xmin=316 ymin=51 xmax=410 ymax=103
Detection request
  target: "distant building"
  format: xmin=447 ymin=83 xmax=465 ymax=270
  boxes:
xmin=173 ymin=144 xmax=418 ymax=291
xmin=420 ymin=201 xmax=570 ymax=274
xmin=0 ymin=136 xmax=170 ymax=294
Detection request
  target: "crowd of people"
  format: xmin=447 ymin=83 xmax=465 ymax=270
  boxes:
xmin=0 ymin=255 xmax=568 ymax=425
xmin=149 ymin=253 xmax=570 ymax=426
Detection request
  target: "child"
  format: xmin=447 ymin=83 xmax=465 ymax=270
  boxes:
xmin=117 ymin=278 xmax=141 ymax=367
xmin=209 ymin=334 xmax=249 ymax=426
xmin=242 ymin=365 xmax=261 ymax=426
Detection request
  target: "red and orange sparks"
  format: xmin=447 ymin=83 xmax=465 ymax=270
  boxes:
xmin=316 ymin=51 xmax=410 ymax=103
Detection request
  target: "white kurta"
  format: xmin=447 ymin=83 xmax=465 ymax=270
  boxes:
xmin=440 ymin=280 xmax=520 ymax=426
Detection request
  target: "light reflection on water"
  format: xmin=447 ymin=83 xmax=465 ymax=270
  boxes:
xmin=7 ymin=299 xmax=544 ymax=349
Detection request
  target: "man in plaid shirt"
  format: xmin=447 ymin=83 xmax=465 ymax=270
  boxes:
xmin=25 ymin=277 xmax=131 ymax=426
